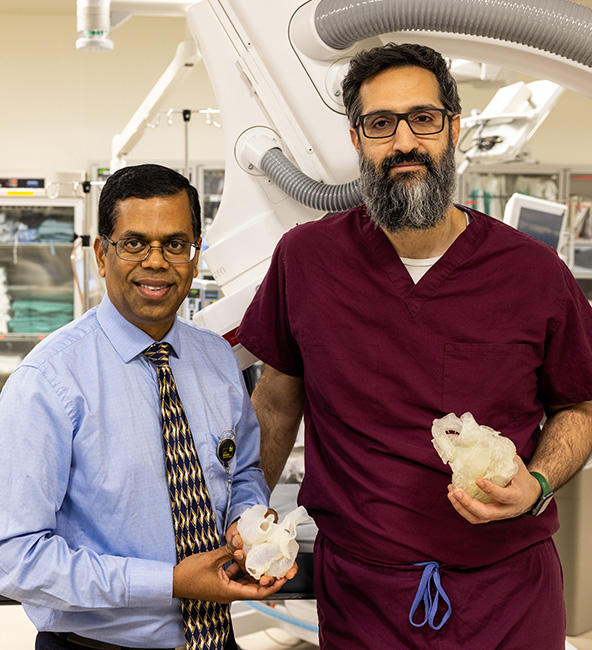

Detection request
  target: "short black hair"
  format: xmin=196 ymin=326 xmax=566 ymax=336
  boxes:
xmin=98 ymin=163 xmax=201 ymax=242
xmin=342 ymin=42 xmax=461 ymax=128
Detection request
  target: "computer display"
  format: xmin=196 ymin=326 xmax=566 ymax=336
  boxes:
xmin=502 ymin=193 xmax=568 ymax=252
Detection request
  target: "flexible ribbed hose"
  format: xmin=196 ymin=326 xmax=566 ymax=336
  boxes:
xmin=315 ymin=0 xmax=592 ymax=67
xmin=260 ymin=148 xmax=362 ymax=212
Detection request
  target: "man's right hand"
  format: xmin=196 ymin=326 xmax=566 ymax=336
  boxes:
xmin=172 ymin=545 xmax=289 ymax=603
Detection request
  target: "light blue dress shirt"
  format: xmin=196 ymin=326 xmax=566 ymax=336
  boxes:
xmin=0 ymin=294 xmax=269 ymax=647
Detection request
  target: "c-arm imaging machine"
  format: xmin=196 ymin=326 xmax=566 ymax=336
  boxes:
xmin=77 ymin=0 xmax=592 ymax=367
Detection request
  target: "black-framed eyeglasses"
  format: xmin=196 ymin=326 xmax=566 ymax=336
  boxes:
xmin=357 ymin=108 xmax=452 ymax=139
xmin=103 ymin=236 xmax=199 ymax=263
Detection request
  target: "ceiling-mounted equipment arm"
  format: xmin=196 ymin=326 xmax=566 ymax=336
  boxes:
xmin=76 ymin=0 xmax=194 ymax=51
xmin=110 ymin=39 xmax=201 ymax=171
xmin=457 ymin=79 xmax=564 ymax=169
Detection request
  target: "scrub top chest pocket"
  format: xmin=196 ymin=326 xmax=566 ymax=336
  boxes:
xmin=442 ymin=342 xmax=540 ymax=431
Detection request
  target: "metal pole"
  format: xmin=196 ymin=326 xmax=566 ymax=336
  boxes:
xmin=182 ymin=109 xmax=191 ymax=179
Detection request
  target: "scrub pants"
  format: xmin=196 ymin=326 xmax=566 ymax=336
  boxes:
xmin=314 ymin=533 xmax=565 ymax=649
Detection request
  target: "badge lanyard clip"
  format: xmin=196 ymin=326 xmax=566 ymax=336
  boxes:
xmin=217 ymin=430 xmax=236 ymax=531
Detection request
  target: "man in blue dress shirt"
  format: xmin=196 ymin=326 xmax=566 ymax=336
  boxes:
xmin=0 ymin=164 xmax=289 ymax=650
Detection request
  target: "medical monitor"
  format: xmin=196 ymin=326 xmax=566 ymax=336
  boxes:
xmin=502 ymin=193 xmax=568 ymax=252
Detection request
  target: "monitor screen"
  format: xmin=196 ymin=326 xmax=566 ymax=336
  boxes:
xmin=516 ymin=206 xmax=565 ymax=250
xmin=573 ymin=245 xmax=592 ymax=275
xmin=502 ymin=193 xmax=567 ymax=254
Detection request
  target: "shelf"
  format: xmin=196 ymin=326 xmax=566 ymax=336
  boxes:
xmin=461 ymin=167 xmax=592 ymax=284
xmin=0 ymin=242 xmax=73 ymax=247
xmin=0 ymin=199 xmax=83 ymax=376
xmin=6 ymin=285 xmax=73 ymax=293
xmin=0 ymin=333 xmax=46 ymax=342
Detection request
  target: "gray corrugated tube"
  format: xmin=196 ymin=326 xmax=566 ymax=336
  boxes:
xmin=315 ymin=0 xmax=592 ymax=66
xmin=260 ymin=147 xmax=362 ymax=212
xmin=262 ymin=0 xmax=592 ymax=212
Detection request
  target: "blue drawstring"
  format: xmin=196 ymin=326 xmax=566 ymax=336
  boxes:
xmin=408 ymin=561 xmax=452 ymax=631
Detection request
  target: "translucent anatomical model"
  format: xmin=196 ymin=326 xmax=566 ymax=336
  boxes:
xmin=237 ymin=504 xmax=309 ymax=579
xmin=431 ymin=412 xmax=518 ymax=503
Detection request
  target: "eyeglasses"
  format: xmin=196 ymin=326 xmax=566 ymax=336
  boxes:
xmin=103 ymin=236 xmax=199 ymax=263
xmin=357 ymin=108 xmax=452 ymax=139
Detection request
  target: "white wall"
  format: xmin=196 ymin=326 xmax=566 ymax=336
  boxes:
xmin=0 ymin=10 xmax=590 ymax=176
xmin=0 ymin=12 xmax=224 ymax=174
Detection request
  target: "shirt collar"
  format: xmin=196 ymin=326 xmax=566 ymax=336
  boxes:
xmin=97 ymin=294 xmax=182 ymax=363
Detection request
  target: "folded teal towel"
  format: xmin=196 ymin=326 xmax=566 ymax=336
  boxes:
xmin=37 ymin=219 xmax=74 ymax=243
xmin=9 ymin=298 xmax=73 ymax=333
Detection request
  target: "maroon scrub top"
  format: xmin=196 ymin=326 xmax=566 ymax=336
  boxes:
xmin=238 ymin=206 xmax=592 ymax=569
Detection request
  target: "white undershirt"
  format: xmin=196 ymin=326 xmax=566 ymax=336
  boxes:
xmin=400 ymin=211 xmax=471 ymax=284
xmin=400 ymin=254 xmax=442 ymax=284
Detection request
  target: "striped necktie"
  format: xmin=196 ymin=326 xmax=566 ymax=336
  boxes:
xmin=143 ymin=342 xmax=230 ymax=650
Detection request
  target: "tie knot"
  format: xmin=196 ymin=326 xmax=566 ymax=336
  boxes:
xmin=142 ymin=342 xmax=171 ymax=367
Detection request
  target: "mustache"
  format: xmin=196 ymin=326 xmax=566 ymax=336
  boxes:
xmin=379 ymin=150 xmax=435 ymax=175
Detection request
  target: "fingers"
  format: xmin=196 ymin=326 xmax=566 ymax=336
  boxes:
xmin=447 ymin=479 xmax=513 ymax=502
xmin=227 ymin=567 xmax=294 ymax=590
xmin=224 ymin=562 xmax=242 ymax=580
xmin=265 ymin=508 xmax=279 ymax=524
xmin=447 ymin=488 xmax=492 ymax=524
xmin=258 ymin=561 xmax=299 ymax=586
xmin=257 ymin=562 xmax=298 ymax=586
xmin=513 ymin=454 xmax=528 ymax=471
xmin=174 ymin=545 xmax=293 ymax=603
xmin=262 ymin=577 xmax=287 ymax=595
xmin=227 ymin=534 xmax=245 ymax=563
xmin=223 ymin=562 xmax=288 ymax=590
xmin=218 ymin=565 xmax=230 ymax=586
xmin=211 ymin=545 xmax=234 ymax=567
xmin=229 ymin=576 xmax=288 ymax=600
xmin=447 ymin=477 xmax=528 ymax=524
xmin=285 ymin=561 xmax=299 ymax=581
xmin=225 ymin=523 xmax=243 ymax=557
xmin=228 ymin=533 xmax=242 ymax=550
xmin=224 ymin=534 xmax=245 ymax=568
xmin=475 ymin=478 xmax=517 ymax=504
xmin=446 ymin=456 xmax=539 ymax=523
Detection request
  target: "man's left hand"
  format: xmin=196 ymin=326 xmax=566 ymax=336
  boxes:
xmin=447 ymin=455 xmax=541 ymax=524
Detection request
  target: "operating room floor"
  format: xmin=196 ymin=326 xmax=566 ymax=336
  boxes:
xmin=1 ymin=605 xmax=592 ymax=649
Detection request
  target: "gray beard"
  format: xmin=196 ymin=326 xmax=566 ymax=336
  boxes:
xmin=357 ymin=140 xmax=457 ymax=234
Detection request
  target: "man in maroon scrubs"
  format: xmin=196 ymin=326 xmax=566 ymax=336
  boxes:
xmin=237 ymin=43 xmax=592 ymax=649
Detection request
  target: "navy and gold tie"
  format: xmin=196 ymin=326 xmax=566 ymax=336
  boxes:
xmin=143 ymin=342 xmax=230 ymax=650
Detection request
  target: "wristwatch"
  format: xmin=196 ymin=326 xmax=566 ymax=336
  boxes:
xmin=528 ymin=471 xmax=554 ymax=516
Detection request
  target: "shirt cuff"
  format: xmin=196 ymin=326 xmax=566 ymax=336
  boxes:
xmin=126 ymin=557 xmax=174 ymax=608
xmin=227 ymin=501 xmax=268 ymax=531
xmin=227 ymin=505 xmax=249 ymax=529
